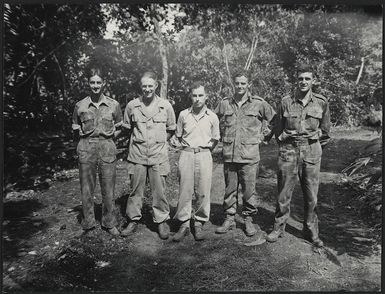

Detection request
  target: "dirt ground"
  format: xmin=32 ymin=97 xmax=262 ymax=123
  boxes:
xmin=2 ymin=127 xmax=382 ymax=292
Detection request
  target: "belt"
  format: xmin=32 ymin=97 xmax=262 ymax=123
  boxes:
xmin=285 ymin=138 xmax=318 ymax=147
xmin=183 ymin=147 xmax=210 ymax=153
xmin=84 ymin=136 xmax=112 ymax=142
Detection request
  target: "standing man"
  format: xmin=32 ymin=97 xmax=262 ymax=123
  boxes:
xmin=266 ymin=64 xmax=331 ymax=247
xmin=72 ymin=67 xmax=122 ymax=236
xmin=173 ymin=81 xmax=220 ymax=242
xmin=121 ymin=71 xmax=176 ymax=240
xmin=215 ymin=71 xmax=276 ymax=237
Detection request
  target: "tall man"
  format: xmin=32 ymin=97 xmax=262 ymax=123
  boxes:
xmin=215 ymin=71 xmax=276 ymax=237
xmin=173 ymin=81 xmax=220 ymax=242
xmin=266 ymin=64 xmax=331 ymax=247
xmin=121 ymin=71 xmax=176 ymax=240
xmin=72 ymin=67 xmax=122 ymax=236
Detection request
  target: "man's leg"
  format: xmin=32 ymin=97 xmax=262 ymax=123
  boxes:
xmin=173 ymin=151 xmax=194 ymax=242
xmin=125 ymin=163 xmax=147 ymax=221
xmin=239 ymin=162 xmax=259 ymax=236
xmin=216 ymin=162 xmax=238 ymax=234
xmin=267 ymin=146 xmax=298 ymax=242
xmin=193 ymin=151 xmax=213 ymax=240
xmin=148 ymin=161 xmax=170 ymax=239
xmin=79 ymin=160 xmax=97 ymax=230
xmin=300 ymin=143 xmax=323 ymax=247
xmin=99 ymin=159 xmax=118 ymax=232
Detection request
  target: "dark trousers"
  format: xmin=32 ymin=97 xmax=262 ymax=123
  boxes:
xmin=274 ymin=141 xmax=322 ymax=241
xmin=78 ymin=138 xmax=117 ymax=229
xmin=223 ymin=162 xmax=260 ymax=216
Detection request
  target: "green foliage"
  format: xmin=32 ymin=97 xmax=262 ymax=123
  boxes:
xmin=3 ymin=4 xmax=382 ymax=191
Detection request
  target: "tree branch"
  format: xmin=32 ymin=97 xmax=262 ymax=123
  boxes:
xmin=220 ymin=35 xmax=234 ymax=94
xmin=52 ymin=53 xmax=67 ymax=103
xmin=16 ymin=40 xmax=67 ymax=87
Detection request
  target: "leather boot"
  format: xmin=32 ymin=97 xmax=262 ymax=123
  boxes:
xmin=244 ymin=216 xmax=257 ymax=237
xmin=121 ymin=221 xmax=138 ymax=237
xmin=173 ymin=222 xmax=190 ymax=242
xmin=215 ymin=215 xmax=236 ymax=234
xmin=266 ymin=229 xmax=284 ymax=242
xmin=158 ymin=221 xmax=170 ymax=240
xmin=193 ymin=221 xmax=205 ymax=241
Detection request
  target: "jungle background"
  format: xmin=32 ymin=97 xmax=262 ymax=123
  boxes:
xmin=2 ymin=3 xmax=383 ymax=292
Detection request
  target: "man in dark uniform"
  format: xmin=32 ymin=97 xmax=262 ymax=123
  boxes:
xmin=72 ymin=67 xmax=122 ymax=236
xmin=215 ymin=71 xmax=276 ymax=237
xmin=266 ymin=64 xmax=331 ymax=247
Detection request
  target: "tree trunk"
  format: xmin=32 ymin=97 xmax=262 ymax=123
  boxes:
xmin=153 ymin=19 xmax=168 ymax=100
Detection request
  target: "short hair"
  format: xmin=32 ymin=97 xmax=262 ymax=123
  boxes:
xmin=296 ymin=64 xmax=315 ymax=76
xmin=190 ymin=80 xmax=206 ymax=92
xmin=88 ymin=67 xmax=104 ymax=80
xmin=233 ymin=70 xmax=250 ymax=81
xmin=141 ymin=71 xmax=158 ymax=81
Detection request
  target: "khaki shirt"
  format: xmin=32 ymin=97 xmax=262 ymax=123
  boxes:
xmin=72 ymin=94 xmax=122 ymax=138
xmin=216 ymin=92 xmax=276 ymax=163
xmin=123 ymin=95 xmax=176 ymax=165
xmin=275 ymin=90 xmax=331 ymax=146
xmin=176 ymin=106 xmax=220 ymax=148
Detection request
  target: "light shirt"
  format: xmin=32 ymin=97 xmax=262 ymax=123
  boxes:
xmin=123 ymin=95 xmax=176 ymax=165
xmin=176 ymin=106 xmax=220 ymax=148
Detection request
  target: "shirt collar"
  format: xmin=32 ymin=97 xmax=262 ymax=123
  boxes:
xmin=295 ymin=89 xmax=313 ymax=106
xmin=87 ymin=94 xmax=110 ymax=108
xmin=232 ymin=91 xmax=252 ymax=105
xmin=188 ymin=105 xmax=209 ymax=115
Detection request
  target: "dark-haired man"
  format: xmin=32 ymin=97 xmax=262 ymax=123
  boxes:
xmin=266 ymin=65 xmax=331 ymax=247
xmin=72 ymin=67 xmax=122 ymax=236
xmin=173 ymin=81 xmax=220 ymax=242
xmin=215 ymin=72 xmax=276 ymax=237
xmin=121 ymin=71 xmax=176 ymax=240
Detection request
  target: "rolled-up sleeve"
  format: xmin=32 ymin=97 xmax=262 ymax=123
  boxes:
xmin=166 ymin=103 xmax=176 ymax=131
xmin=211 ymin=113 xmax=220 ymax=141
xmin=114 ymin=102 xmax=123 ymax=128
xmin=72 ymin=104 xmax=81 ymax=131
xmin=122 ymin=104 xmax=132 ymax=130
xmin=175 ymin=112 xmax=185 ymax=138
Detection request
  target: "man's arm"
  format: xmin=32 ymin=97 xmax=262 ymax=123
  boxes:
xmin=261 ymin=101 xmax=277 ymax=144
xmin=113 ymin=102 xmax=123 ymax=139
xmin=166 ymin=102 xmax=177 ymax=141
xmin=72 ymin=104 xmax=81 ymax=143
xmin=320 ymin=101 xmax=331 ymax=147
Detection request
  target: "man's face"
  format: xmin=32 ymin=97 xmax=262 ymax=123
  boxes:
xmin=141 ymin=77 xmax=158 ymax=99
xmin=191 ymin=86 xmax=207 ymax=109
xmin=89 ymin=75 xmax=105 ymax=95
xmin=234 ymin=76 xmax=249 ymax=96
xmin=297 ymin=72 xmax=315 ymax=93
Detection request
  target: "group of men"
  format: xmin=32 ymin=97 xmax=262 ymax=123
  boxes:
xmin=72 ymin=64 xmax=330 ymax=247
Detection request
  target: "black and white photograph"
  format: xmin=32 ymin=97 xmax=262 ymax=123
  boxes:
xmin=2 ymin=2 xmax=383 ymax=292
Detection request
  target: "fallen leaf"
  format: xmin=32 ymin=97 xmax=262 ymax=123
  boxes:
xmin=28 ymin=250 xmax=37 ymax=255
xmin=96 ymin=261 xmax=110 ymax=268
xmin=8 ymin=266 xmax=15 ymax=272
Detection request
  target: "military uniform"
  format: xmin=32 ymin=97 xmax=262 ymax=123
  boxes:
xmin=72 ymin=94 xmax=122 ymax=230
xmin=215 ymin=92 xmax=276 ymax=217
xmin=123 ymin=95 xmax=176 ymax=224
xmin=272 ymin=90 xmax=331 ymax=242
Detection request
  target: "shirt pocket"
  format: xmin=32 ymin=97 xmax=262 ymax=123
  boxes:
xmin=305 ymin=108 xmax=323 ymax=131
xmin=80 ymin=112 xmax=95 ymax=134
xmin=283 ymin=110 xmax=300 ymax=130
xmin=240 ymin=137 xmax=260 ymax=160
xmin=153 ymin=111 xmax=167 ymax=143
xmin=224 ymin=110 xmax=235 ymax=126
